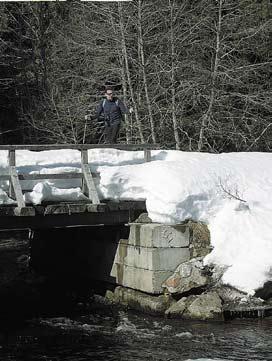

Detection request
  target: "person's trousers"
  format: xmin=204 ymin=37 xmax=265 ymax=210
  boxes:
xmin=104 ymin=122 xmax=120 ymax=143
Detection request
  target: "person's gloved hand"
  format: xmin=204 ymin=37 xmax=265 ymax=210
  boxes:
xmin=129 ymin=107 xmax=133 ymax=114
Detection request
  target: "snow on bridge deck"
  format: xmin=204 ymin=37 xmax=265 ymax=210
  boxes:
xmin=0 ymin=144 xmax=154 ymax=229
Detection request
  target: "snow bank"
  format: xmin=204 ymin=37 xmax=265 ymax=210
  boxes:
xmin=0 ymin=149 xmax=271 ymax=295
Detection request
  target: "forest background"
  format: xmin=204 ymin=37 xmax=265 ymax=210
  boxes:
xmin=0 ymin=0 xmax=271 ymax=152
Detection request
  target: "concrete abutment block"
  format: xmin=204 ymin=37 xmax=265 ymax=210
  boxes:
xmin=128 ymin=223 xmax=190 ymax=248
xmin=114 ymin=241 xmax=190 ymax=271
xmin=109 ymin=223 xmax=193 ymax=294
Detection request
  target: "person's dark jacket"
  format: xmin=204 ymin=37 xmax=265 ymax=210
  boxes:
xmin=96 ymin=97 xmax=129 ymax=125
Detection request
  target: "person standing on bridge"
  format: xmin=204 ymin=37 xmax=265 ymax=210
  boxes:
xmin=85 ymin=87 xmax=132 ymax=143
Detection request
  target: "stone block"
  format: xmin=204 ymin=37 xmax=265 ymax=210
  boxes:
xmin=128 ymin=223 xmax=190 ymax=248
xmin=114 ymin=242 xmax=190 ymax=271
xmin=111 ymin=263 xmax=171 ymax=294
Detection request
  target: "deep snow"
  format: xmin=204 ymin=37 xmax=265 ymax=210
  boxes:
xmin=0 ymin=149 xmax=271 ymax=295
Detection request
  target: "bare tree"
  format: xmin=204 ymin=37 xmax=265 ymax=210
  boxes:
xmin=136 ymin=0 xmax=156 ymax=143
xmin=2 ymin=0 xmax=271 ymax=150
xmin=169 ymin=0 xmax=181 ymax=150
xmin=197 ymin=0 xmax=223 ymax=151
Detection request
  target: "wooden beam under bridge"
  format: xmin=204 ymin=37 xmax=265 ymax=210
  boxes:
xmin=0 ymin=200 xmax=146 ymax=230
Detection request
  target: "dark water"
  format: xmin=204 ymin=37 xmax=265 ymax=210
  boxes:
xmin=0 ymin=233 xmax=271 ymax=361
xmin=0 ymin=305 xmax=271 ymax=361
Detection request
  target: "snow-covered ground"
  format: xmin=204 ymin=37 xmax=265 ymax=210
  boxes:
xmin=0 ymin=149 xmax=271 ymax=295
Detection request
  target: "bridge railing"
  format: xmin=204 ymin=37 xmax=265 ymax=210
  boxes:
xmin=0 ymin=144 xmax=157 ymax=216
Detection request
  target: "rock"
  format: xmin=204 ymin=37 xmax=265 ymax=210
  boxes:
xmin=134 ymin=213 xmax=152 ymax=223
xmin=105 ymin=289 xmax=115 ymax=302
xmin=186 ymin=221 xmax=212 ymax=258
xmin=163 ymin=258 xmax=211 ymax=295
xmin=106 ymin=286 xmax=175 ymax=314
xmin=183 ymin=291 xmax=223 ymax=320
xmin=255 ymin=281 xmax=272 ymax=301
xmin=165 ymin=291 xmax=223 ymax=320
xmin=214 ymin=285 xmax=247 ymax=303
xmin=165 ymin=297 xmax=189 ymax=317
xmin=213 ymin=285 xmax=272 ymax=319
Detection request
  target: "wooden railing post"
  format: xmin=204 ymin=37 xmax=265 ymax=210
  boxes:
xmin=8 ymin=149 xmax=16 ymax=199
xmin=81 ymin=149 xmax=88 ymax=164
xmin=8 ymin=149 xmax=34 ymax=216
xmin=81 ymin=149 xmax=88 ymax=195
xmin=81 ymin=149 xmax=100 ymax=204
xmin=144 ymin=149 xmax=151 ymax=162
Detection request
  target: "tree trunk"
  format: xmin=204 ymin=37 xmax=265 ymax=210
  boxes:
xmin=117 ymin=2 xmax=145 ymax=143
xmin=197 ymin=0 xmax=222 ymax=151
xmin=169 ymin=0 xmax=181 ymax=150
xmin=109 ymin=13 xmax=131 ymax=144
xmin=120 ymin=62 xmax=131 ymax=144
xmin=137 ymin=0 xmax=156 ymax=144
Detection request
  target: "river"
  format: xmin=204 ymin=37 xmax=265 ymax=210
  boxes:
xmin=0 ymin=233 xmax=271 ymax=361
xmin=0 ymin=299 xmax=271 ymax=361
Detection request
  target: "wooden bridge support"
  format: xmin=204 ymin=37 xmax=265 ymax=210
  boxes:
xmin=8 ymin=150 xmax=35 ymax=216
xmin=81 ymin=149 xmax=100 ymax=204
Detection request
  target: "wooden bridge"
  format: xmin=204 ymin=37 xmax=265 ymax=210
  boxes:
xmin=0 ymin=144 xmax=154 ymax=230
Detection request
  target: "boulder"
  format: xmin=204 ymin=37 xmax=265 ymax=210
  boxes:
xmin=214 ymin=285 xmax=247 ymax=303
xmin=165 ymin=297 xmax=190 ymax=317
xmin=255 ymin=281 xmax=272 ymax=301
xmin=186 ymin=220 xmax=212 ymax=258
xmin=163 ymin=258 xmax=211 ymax=295
xmin=106 ymin=286 xmax=174 ymax=314
xmin=183 ymin=291 xmax=223 ymax=320
xmin=165 ymin=291 xmax=223 ymax=320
